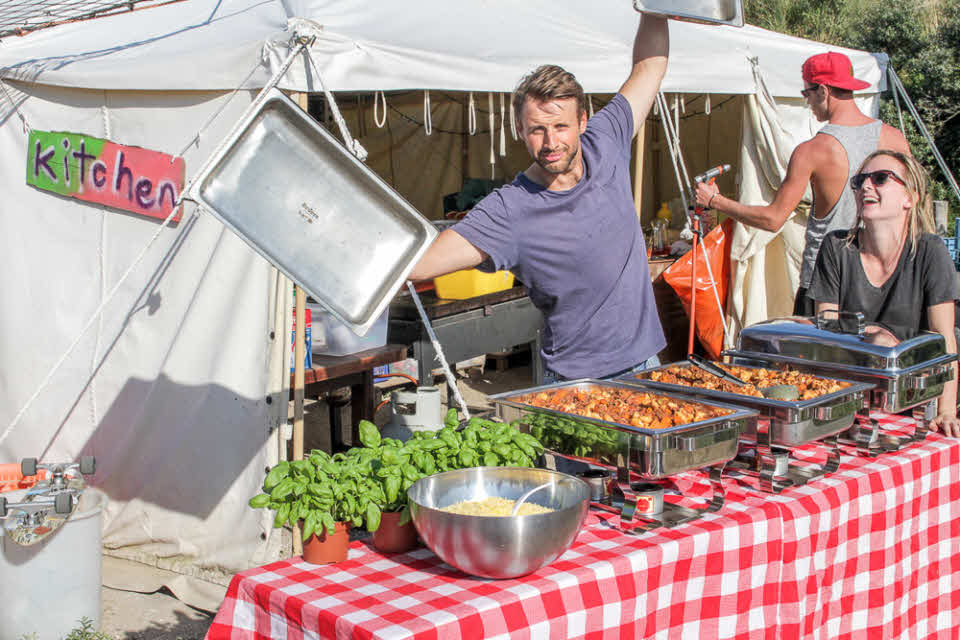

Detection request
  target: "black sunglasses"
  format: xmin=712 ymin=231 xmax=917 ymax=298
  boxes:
xmin=850 ymin=169 xmax=907 ymax=191
xmin=800 ymin=85 xmax=819 ymax=98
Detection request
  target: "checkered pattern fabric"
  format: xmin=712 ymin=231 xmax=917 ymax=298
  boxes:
xmin=207 ymin=414 xmax=960 ymax=640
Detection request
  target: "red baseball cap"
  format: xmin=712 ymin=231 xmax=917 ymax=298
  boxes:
xmin=802 ymin=52 xmax=870 ymax=91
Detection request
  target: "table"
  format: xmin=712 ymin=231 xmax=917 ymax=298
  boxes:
xmin=388 ymin=286 xmax=543 ymax=387
xmin=207 ymin=414 xmax=960 ymax=639
xmin=292 ymin=344 xmax=407 ymax=450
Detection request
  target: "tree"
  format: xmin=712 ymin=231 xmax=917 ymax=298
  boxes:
xmin=744 ymin=0 xmax=960 ymax=219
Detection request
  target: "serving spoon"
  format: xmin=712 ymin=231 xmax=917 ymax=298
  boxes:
xmin=510 ymin=481 xmax=553 ymax=516
xmin=687 ymin=354 xmax=798 ymax=400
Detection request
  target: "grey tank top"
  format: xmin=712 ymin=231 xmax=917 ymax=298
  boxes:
xmin=799 ymin=120 xmax=882 ymax=288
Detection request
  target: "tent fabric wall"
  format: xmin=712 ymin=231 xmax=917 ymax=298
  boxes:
xmin=728 ymin=65 xmax=879 ymax=339
xmin=0 ymin=82 xmax=292 ymax=607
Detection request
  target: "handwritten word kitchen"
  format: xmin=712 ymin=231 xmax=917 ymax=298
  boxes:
xmin=26 ymin=130 xmax=185 ymax=222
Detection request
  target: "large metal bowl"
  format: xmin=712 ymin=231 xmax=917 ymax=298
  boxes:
xmin=407 ymin=467 xmax=590 ymax=579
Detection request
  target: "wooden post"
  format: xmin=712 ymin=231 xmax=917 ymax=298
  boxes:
xmin=633 ymin=119 xmax=646 ymax=222
xmin=290 ymin=91 xmax=310 ymax=557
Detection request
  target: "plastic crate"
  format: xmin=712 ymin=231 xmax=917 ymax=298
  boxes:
xmin=433 ymin=269 xmax=515 ymax=300
xmin=943 ymin=235 xmax=957 ymax=259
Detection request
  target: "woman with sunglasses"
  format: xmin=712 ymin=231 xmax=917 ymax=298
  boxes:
xmin=807 ymin=150 xmax=959 ymax=437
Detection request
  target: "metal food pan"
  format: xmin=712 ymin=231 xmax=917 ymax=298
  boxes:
xmin=489 ymin=380 xmax=757 ymax=479
xmin=634 ymin=0 xmax=744 ymax=27
xmin=188 ymin=88 xmax=437 ymax=335
xmin=620 ymin=362 xmax=873 ymax=448
xmin=726 ymin=350 xmax=954 ymax=414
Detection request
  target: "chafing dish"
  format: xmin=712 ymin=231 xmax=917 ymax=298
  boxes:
xmin=620 ymin=362 xmax=873 ymax=492
xmin=489 ymin=380 xmax=758 ymax=531
xmin=727 ymin=313 xmax=957 ymax=455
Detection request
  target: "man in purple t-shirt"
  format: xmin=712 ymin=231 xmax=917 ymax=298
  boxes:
xmin=409 ymin=15 xmax=669 ymax=380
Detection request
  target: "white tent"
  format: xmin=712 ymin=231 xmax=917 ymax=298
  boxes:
xmin=0 ymin=0 xmax=887 ymax=609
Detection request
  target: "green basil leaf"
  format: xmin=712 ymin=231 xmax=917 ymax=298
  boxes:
xmin=248 ymin=494 xmax=270 ymax=509
xmin=359 ymin=420 xmax=381 ymax=448
xmin=366 ymin=503 xmax=382 ymax=533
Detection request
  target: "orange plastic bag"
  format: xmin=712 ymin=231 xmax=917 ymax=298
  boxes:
xmin=662 ymin=219 xmax=734 ymax=359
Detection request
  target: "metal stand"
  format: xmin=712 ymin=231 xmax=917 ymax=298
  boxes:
xmin=591 ymin=463 xmax=726 ymax=534
xmin=841 ymin=401 xmax=934 ymax=456
xmin=725 ymin=418 xmax=842 ymax=493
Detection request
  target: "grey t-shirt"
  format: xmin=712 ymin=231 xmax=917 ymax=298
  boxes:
xmin=453 ymin=94 xmax=665 ymax=378
xmin=807 ymin=230 xmax=958 ymax=340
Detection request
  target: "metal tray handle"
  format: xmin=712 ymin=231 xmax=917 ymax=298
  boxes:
xmin=816 ymin=310 xmax=865 ymax=336
xmin=813 ymin=396 xmax=861 ymax=421
xmin=904 ymin=369 xmax=952 ymax=390
xmin=673 ymin=423 xmax=738 ymax=451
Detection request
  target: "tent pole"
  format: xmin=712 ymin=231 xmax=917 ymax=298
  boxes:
xmin=289 ymin=92 xmax=309 ymax=557
xmin=633 ymin=120 xmax=646 ymax=221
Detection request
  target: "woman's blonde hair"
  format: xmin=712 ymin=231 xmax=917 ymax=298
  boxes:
xmin=846 ymin=149 xmax=934 ymax=254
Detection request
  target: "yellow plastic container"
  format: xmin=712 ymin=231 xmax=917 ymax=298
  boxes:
xmin=433 ymin=269 xmax=515 ymax=300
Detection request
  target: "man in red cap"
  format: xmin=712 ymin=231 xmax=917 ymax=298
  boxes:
xmin=695 ymin=51 xmax=910 ymax=315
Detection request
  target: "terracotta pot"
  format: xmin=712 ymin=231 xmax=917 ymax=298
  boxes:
xmin=372 ymin=510 xmax=419 ymax=554
xmin=301 ymin=520 xmax=349 ymax=565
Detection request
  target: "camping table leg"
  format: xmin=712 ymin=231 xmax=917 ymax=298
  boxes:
xmin=350 ymin=371 xmax=375 ymax=446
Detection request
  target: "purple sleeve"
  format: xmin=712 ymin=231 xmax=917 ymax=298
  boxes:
xmin=450 ymin=191 xmax=519 ymax=272
xmin=585 ymin=94 xmax=634 ymax=158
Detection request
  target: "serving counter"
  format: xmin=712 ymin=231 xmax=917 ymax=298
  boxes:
xmin=206 ymin=412 xmax=960 ymax=640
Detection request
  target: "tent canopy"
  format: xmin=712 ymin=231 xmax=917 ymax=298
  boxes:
xmin=0 ymin=0 xmax=887 ymax=97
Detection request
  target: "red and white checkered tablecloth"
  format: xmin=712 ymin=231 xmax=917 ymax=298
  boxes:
xmin=207 ymin=414 xmax=960 ymax=640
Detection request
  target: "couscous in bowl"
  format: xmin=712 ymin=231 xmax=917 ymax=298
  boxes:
xmin=407 ymin=466 xmax=590 ymax=579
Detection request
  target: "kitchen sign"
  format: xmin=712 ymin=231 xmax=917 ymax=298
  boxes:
xmin=26 ymin=130 xmax=185 ymax=222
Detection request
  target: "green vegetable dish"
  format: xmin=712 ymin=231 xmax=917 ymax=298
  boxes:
xmin=248 ymin=408 xmax=546 ymax=541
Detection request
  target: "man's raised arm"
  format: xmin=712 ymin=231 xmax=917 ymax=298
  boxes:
xmin=618 ymin=14 xmax=669 ymax=138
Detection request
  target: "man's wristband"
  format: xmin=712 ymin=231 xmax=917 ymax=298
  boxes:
xmin=707 ymin=193 xmax=717 ymax=209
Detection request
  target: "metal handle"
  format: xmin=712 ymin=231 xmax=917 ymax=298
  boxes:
xmin=814 ymin=397 xmax=859 ymax=421
xmin=675 ymin=424 xmax=737 ymax=451
xmin=904 ymin=369 xmax=950 ymax=390
xmin=816 ymin=310 xmax=865 ymax=336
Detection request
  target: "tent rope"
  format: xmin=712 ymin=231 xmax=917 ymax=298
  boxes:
xmin=175 ymin=57 xmax=263 ymax=159
xmin=509 ymin=94 xmax=519 ymax=140
xmin=374 ymin=90 xmax=387 ymax=128
xmin=588 ymin=95 xmax=594 ymax=119
xmin=302 ymin=41 xmax=367 ymax=160
xmin=467 ymin=92 xmax=477 ymax=135
xmin=0 ymin=77 xmax=31 ymax=133
xmin=423 ymin=89 xmax=433 ymax=135
xmin=498 ymin=93 xmax=506 ymax=157
xmin=0 ymin=202 xmax=189 ymax=450
xmin=423 ymin=90 xmax=432 ymax=135
xmin=488 ymin=92 xmax=495 ymax=178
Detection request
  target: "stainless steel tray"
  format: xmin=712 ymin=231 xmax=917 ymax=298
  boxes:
xmin=188 ymin=88 xmax=437 ymax=334
xmin=489 ymin=380 xmax=757 ymax=479
xmin=619 ymin=362 xmax=873 ymax=447
xmin=730 ymin=318 xmax=956 ymax=413
xmin=634 ymin=0 xmax=744 ymax=27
